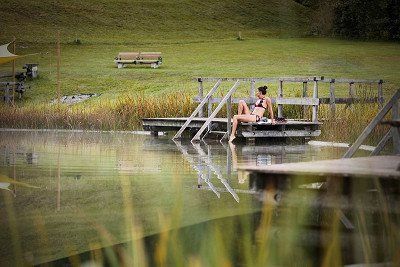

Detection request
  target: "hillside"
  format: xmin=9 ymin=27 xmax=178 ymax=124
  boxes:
xmin=0 ymin=0 xmax=310 ymax=44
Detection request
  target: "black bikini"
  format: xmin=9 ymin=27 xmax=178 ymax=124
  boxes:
xmin=251 ymin=99 xmax=266 ymax=122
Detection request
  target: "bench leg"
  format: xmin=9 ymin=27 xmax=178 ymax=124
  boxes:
xmin=117 ymin=63 xmax=124 ymax=69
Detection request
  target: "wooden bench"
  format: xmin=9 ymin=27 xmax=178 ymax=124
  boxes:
xmin=114 ymin=52 xmax=162 ymax=69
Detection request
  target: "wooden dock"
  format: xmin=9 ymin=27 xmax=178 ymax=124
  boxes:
xmin=238 ymin=155 xmax=400 ymax=179
xmin=142 ymin=76 xmax=387 ymax=141
xmin=142 ymin=117 xmax=321 ymax=139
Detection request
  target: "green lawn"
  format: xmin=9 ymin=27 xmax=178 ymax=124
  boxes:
xmin=2 ymin=37 xmax=400 ymax=106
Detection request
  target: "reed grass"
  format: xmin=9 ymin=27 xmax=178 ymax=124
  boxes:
xmin=0 ymin=92 xmax=196 ymax=131
xmin=0 ymin=94 xmax=391 ymax=148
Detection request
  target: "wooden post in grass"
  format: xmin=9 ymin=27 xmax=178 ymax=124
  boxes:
xmin=378 ymin=80 xmax=384 ymax=108
xmin=329 ymin=79 xmax=336 ymax=117
xmin=312 ymin=77 xmax=318 ymax=122
xmin=11 ymin=37 xmax=16 ymax=106
xmin=302 ymin=81 xmax=308 ymax=119
xmin=278 ymin=79 xmax=283 ymax=118
xmin=56 ymin=31 xmax=61 ymax=105
xmin=198 ymin=78 xmax=204 ymax=117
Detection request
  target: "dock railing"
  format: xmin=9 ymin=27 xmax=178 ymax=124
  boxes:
xmin=195 ymin=77 xmax=385 ymax=122
xmin=343 ymin=89 xmax=400 ymax=158
xmin=174 ymin=76 xmax=385 ymax=141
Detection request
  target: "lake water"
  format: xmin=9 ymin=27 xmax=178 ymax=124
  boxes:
xmin=0 ymin=131 xmax=398 ymax=266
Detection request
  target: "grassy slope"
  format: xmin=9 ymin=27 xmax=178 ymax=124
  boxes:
xmin=2 ymin=38 xmax=399 ymax=104
xmin=0 ymin=0 xmax=309 ymax=44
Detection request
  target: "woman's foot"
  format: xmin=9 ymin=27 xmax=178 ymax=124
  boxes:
xmin=229 ymin=135 xmax=235 ymax=143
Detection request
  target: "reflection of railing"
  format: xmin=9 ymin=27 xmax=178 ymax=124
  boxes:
xmin=192 ymin=142 xmax=239 ymax=202
xmin=173 ymin=140 xmax=240 ymax=202
xmin=173 ymin=140 xmax=220 ymax=198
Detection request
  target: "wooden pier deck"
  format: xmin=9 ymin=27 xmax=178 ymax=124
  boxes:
xmin=238 ymin=155 xmax=400 ymax=179
xmin=142 ymin=117 xmax=321 ymax=139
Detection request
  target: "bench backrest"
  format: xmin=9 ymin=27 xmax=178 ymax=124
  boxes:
xmin=117 ymin=52 xmax=162 ymax=60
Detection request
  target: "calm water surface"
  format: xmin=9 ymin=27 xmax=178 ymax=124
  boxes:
xmin=0 ymin=131 xmax=397 ymax=266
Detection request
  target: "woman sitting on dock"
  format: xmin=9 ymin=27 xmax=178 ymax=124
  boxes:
xmin=229 ymin=86 xmax=274 ymax=142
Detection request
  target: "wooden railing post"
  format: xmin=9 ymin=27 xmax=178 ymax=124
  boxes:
xmin=302 ymin=81 xmax=308 ymax=119
xmin=348 ymin=82 xmax=355 ymax=108
xmin=227 ymin=96 xmax=232 ymax=138
xmin=250 ymin=79 xmax=255 ymax=110
xmin=208 ymin=95 xmax=213 ymax=132
xmin=312 ymin=77 xmax=318 ymax=122
xmin=349 ymin=82 xmax=355 ymax=99
xmin=329 ymin=79 xmax=336 ymax=117
xmin=392 ymin=97 xmax=400 ymax=154
xmin=378 ymin=79 xmax=384 ymax=108
xmin=278 ymin=79 xmax=283 ymax=118
xmin=198 ymin=77 xmax=204 ymax=117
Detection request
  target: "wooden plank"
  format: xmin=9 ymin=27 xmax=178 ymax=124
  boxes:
xmin=320 ymin=78 xmax=384 ymax=84
xmin=370 ymin=130 xmax=392 ymax=156
xmin=381 ymin=119 xmax=400 ymax=127
xmin=173 ymin=79 xmax=221 ymax=139
xmin=343 ymin=90 xmax=400 ymax=158
xmin=196 ymin=77 xmax=324 ymax=83
xmin=196 ymin=96 xmax=379 ymax=105
xmin=319 ymin=97 xmax=380 ymax=104
xmin=241 ymin=130 xmax=321 ymax=138
xmin=275 ymin=97 xmax=319 ymax=106
xmin=192 ymin=80 xmax=240 ymax=142
xmin=238 ymin=156 xmax=400 ymax=179
xmin=197 ymin=77 xmax=383 ymax=84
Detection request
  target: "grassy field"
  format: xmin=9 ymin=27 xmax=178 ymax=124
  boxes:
xmin=2 ymin=38 xmax=400 ymax=104
xmin=0 ymin=0 xmax=309 ymax=44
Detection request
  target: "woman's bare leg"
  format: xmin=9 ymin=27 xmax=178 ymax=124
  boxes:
xmin=229 ymin=114 xmax=256 ymax=142
xmin=238 ymin=100 xmax=251 ymax=115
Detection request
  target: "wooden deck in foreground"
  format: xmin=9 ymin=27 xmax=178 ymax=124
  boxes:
xmin=142 ymin=117 xmax=321 ymax=139
xmin=238 ymin=155 xmax=400 ymax=179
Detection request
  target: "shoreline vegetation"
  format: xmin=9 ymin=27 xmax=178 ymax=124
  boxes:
xmin=0 ymin=94 xmax=392 ymax=147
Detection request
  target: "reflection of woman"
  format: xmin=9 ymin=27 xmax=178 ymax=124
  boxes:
xmin=229 ymin=86 xmax=274 ymax=142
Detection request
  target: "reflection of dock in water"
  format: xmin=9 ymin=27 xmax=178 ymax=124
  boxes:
xmin=172 ymin=139 xmax=321 ymax=203
xmin=174 ymin=140 xmax=240 ymax=202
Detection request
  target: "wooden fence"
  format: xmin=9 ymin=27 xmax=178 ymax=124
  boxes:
xmin=195 ymin=77 xmax=385 ymax=122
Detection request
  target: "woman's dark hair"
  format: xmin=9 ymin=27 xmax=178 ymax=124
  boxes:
xmin=258 ymin=85 xmax=268 ymax=95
